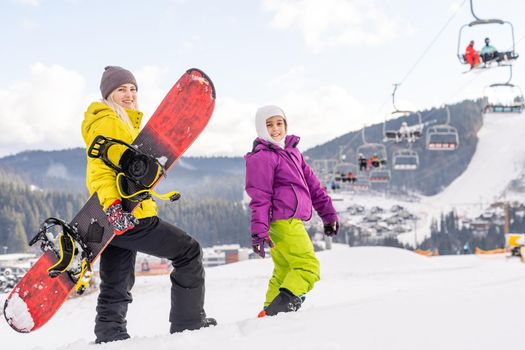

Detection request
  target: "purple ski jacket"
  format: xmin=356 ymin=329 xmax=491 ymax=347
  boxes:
xmin=245 ymin=135 xmax=338 ymax=236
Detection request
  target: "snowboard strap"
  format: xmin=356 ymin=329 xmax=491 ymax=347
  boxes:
xmin=116 ymin=173 xmax=181 ymax=202
xmin=88 ymin=135 xmax=180 ymax=202
xmin=47 ymin=232 xmax=76 ymax=277
xmin=74 ymin=259 xmax=93 ymax=295
xmin=30 ymin=217 xmax=94 ymax=294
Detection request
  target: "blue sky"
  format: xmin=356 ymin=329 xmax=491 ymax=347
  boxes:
xmin=1 ymin=0 xmax=524 ymax=157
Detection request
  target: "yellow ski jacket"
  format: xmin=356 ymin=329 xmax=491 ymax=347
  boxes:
xmin=81 ymin=101 xmax=157 ymax=219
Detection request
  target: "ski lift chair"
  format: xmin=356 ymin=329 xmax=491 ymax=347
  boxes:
xmin=353 ymin=175 xmax=370 ymax=191
xmin=483 ymin=81 xmax=525 ymax=114
xmin=392 ymin=149 xmax=419 ymax=170
xmin=383 ymin=111 xmax=424 ymax=143
xmin=311 ymin=159 xmax=338 ymax=177
xmin=457 ymin=1 xmax=519 ymax=71
xmin=368 ymin=169 xmax=391 ymax=183
xmin=356 ymin=143 xmax=388 ymax=168
xmin=426 ymin=106 xmax=459 ymax=151
xmin=332 ymin=162 xmax=358 ymax=186
xmin=426 ymin=125 xmax=459 ymax=150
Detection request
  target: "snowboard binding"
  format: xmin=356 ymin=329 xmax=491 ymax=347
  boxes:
xmin=29 ymin=217 xmax=94 ymax=295
xmin=87 ymin=135 xmax=181 ymax=202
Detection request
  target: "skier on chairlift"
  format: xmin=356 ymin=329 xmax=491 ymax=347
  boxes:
xmin=479 ymin=37 xmax=517 ymax=64
xmin=480 ymin=37 xmax=498 ymax=63
xmin=370 ymin=153 xmax=381 ymax=168
xmin=398 ymin=121 xmax=409 ymax=142
xmin=358 ymin=153 xmax=368 ymax=172
xmin=347 ymin=171 xmax=357 ymax=183
xmin=464 ymin=40 xmax=481 ymax=68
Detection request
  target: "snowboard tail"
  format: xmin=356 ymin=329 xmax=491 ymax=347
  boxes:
xmin=3 ymin=68 xmax=216 ymax=333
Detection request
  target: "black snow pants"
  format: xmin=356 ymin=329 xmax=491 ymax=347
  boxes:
xmin=94 ymin=216 xmax=206 ymax=343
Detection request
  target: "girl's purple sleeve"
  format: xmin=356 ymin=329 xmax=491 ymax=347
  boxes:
xmin=301 ymin=155 xmax=338 ymax=224
xmin=245 ymin=151 xmax=275 ymax=235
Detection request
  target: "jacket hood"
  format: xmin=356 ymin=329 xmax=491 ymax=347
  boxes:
xmin=81 ymin=101 xmax=143 ymax=141
xmin=255 ymin=105 xmax=287 ymax=148
xmin=250 ymin=135 xmax=300 ymax=154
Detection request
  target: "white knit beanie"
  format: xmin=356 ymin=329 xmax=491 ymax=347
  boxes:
xmin=255 ymin=105 xmax=287 ymax=148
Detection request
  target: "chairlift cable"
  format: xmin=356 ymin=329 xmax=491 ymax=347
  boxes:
xmin=399 ymin=0 xmax=468 ymax=85
xmin=328 ymin=0 xmax=496 ymax=177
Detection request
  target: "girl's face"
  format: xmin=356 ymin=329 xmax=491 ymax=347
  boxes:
xmin=111 ymin=83 xmax=137 ymax=109
xmin=266 ymin=115 xmax=286 ymax=142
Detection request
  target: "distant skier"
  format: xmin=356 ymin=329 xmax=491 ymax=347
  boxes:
xmin=481 ymin=37 xmax=517 ymax=64
xmin=347 ymin=171 xmax=356 ymax=183
xmin=398 ymin=121 xmax=410 ymax=142
xmin=480 ymin=37 xmax=498 ymax=63
xmin=358 ymin=153 xmax=368 ymax=171
xmin=82 ymin=66 xmax=216 ymax=343
xmin=245 ymin=105 xmax=339 ymax=317
xmin=464 ymin=40 xmax=481 ymax=68
xmin=370 ymin=153 xmax=381 ymax=168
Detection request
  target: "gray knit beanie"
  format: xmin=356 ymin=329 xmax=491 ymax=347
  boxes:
xmin=100 ymin=66 xmax=138 ymax=99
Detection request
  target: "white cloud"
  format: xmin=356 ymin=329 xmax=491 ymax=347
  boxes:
xmin=263 ymin=0 xmax=411 ymax=51
xmin=0 ymin=64 xmax=376 ymax=158
xmin=267 ymin=66 xmax=381 ymax=151
xmin=0 ymin=64 xmax=175 ymax=156
xmin=14 ymin=0 xmax=41 ymax=6
xmin=20 ymin=18 xmax=38 ymax=31
xmin=279 ymin=85 xmax=368 ymax=150
xmin=133 ymin=65 xmax=174 ymax=122
xmin=0 ymin=63 xmax=90 ymax=156
xmin=449 ymin=1 xmax=463 ymax=13
xmin=187 ymin=96 xmax=258 ymax=157
xmin=188 ymin=67 xmax=375 ymax=157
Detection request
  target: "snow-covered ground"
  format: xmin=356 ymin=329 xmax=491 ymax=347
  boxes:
xmin=2 ymin=244 xmax=525 ymax=350
xmin=332 ymin=111 xmax=525 ymax=245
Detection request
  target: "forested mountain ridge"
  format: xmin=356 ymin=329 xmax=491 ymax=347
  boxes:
xmin=0 ymin=99 xmax=486 ymax=252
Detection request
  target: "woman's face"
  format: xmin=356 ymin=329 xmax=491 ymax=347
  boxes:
xmin=111 ymin=83 xmax=137 ymax=109
xmin=266 ymin=115 xmax=286 ymax=142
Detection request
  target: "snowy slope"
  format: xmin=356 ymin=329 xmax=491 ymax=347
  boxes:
xmin=2 ymin=245 xmax=525 ymax=350
xmin=413 ymin=111 xmax=525 ymax=242
xmin=423 ymin=111 xmax=525 ymax=215
xmin=332 ymin=111 xmax=525 ymax=245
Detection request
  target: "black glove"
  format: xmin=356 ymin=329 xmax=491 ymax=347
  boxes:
xmin=251 ymin=232 xmax=274 ymax=258
xmin=105 ymin=200 xmax=139 ymax=235
xmin=323 ymin=222 xmax=339 ymax=237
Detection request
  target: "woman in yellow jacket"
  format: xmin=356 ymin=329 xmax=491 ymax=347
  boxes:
xmin=82 ymin=66 xmax=215 ymax=343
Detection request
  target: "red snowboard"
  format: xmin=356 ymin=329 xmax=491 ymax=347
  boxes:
xmin=3 ymin=68 xmax=216 ymax=333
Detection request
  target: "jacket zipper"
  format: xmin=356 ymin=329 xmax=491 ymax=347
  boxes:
xmin=281 ymin=149 xmax=312 ymax=219
xmin=281 ymin=150 xmax=309 ymax=191
xmin=290 ymin=184 xmax=300 ymax=218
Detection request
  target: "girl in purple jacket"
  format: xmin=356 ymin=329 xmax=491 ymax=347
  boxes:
xmin=245 ymin=105 xmax=339 ymax=317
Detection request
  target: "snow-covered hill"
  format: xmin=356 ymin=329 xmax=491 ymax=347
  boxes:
xmin=423 ymin=111 xmax=525 ymax=214
xmin=332 ymin=111 xmax=525 ymax=245
xmin=2 ymin=245 xmax=525 ymax=350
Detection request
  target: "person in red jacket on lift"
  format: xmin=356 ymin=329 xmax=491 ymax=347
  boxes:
xmin=465 ymin=40 xmax=481 ymax=69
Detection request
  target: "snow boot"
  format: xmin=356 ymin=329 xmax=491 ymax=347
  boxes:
xmin=170 ymin=317 xmax=217 ymax=333
xmin=202 ymin=317 xmax=217 ymax=328
xmin=258 ymin=288 xmax=302 ymax=317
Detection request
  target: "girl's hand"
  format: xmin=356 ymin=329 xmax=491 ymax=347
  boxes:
xmin=251 ymin=233 xmax=274 ymax=258
xmin=323 ymin=222 xmax=339 ymax=237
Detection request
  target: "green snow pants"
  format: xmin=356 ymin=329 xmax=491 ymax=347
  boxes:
xmin=264 ymin=219 xmax=320 ymax=307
